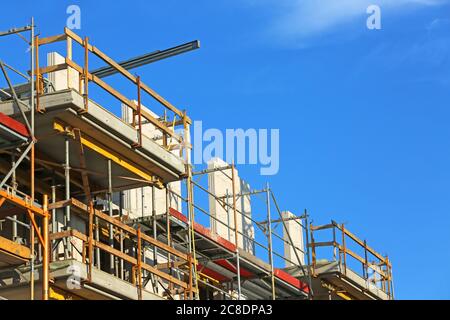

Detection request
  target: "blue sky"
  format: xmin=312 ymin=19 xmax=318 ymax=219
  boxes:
xmin=1 ymin=0 xmax=449 ymax=299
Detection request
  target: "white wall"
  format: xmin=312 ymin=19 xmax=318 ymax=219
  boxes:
xmin=47 ymin=52 xmax=79 ymax=91
xmin=282 ymin=211 xmax=305 ymax=267
xmin=120 ymin=103 xmax=181 ymax=218
xmin=207 ymin=158 xmax=254 ymax=252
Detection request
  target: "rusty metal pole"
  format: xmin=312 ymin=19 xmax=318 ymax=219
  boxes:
xmin=119 ymin=191 xmax=124 ymax=280
xmin=83 ymin=37 xmax=89 ymax=112
xmin=29 ymin=17 xmax=35 ymax=300
xmin=88 ymin=201 xmax=94 ymax=282
xmin=30 ymin=218 xmax=35 ymax=300
xmin=310 ymin=223 xmax=316 ymax=275
xmin=152 ymin=185 xmax=157 ymax=266
xmin=42 ymin=194 xmax=49 ymax=300
xmin=30 ymin=16 xmax=35 ymax=140
xmin=265 ymin=183 xmax=276 ymax=300
xmin=184 ymin=115 xmax=199 ymax=299
xmin=230 ymin=163 xmax=241 ymax=300
xmin=107 ymin=159 xmax=114 ymax=274
xmin=31 ymin=143 xmax=34 ymax=202
xmin=151 ymin=184 xmax=159 ymax=294
xmin=136 ymin=76 xmax=142 ymax=147
xmin=11 ymin=154 xmax=17 ymax=241
xmin=64 ymin=137 xmax=71 ymax=258
xmin=364 ymin=240 xmax=368 ymax=280
xmin=341 ymin=224 xmax=347 ymax=276
xmin=165 ymin=186 xmax=171 ymax=294
xmin=35 ymin=34 xmax=40 ymax=112
xmin=186 ymin=174 xmax=195 ymax=299
xmin=137 ymin=227 xmax=143 ymax=300
xmin=51 ymin=175 xmax=56 ymax=261
xmin=304 ymin=209 xmax=314 ymax=299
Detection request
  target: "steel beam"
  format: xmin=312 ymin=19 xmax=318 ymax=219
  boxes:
xmin=91 ymin=41 xmax=200 ymax=78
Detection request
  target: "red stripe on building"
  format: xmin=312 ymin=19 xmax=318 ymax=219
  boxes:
xmin=169 ymin=207 xmax=310 ymax=294
xmin=274 ymin=268 xmax=310 ymax=293
xmin=215 ymin=259 xmax=254 ymax=278
xmin=169 ymin=207 xmax=237 ymax=252
xmin=0 ymin=112 xmax=29 ymax=137
xmin=198 ymin=264 xmax=230 ymax=283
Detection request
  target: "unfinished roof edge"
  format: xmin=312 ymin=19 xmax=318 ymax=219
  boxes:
xmin=0 ymin=89 xmax=186 ymax=182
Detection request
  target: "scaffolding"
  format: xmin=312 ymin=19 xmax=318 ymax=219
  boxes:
xmin=162 ymin=164 xmax=312 ymax=300
xmin=309 ymin=221 xmax=394 ymax=300
xmin=0 ymin=20 xmax=393 ymax=300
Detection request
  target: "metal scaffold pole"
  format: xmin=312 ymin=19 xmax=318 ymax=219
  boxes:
xmin=231 ymin=162 xmax=241 ymax=300
xmin=304 ymin=209 xmax=313 ymax=299
xmin=107 ymin=159 xmax=114 ymax=274
xmin=30 ymin=16 xmax=36 ymax=301
xmin=64 ymin=137 xmax=72 ymax=259
xmin=150 ymin=183 xmax=159 ymax=294
xmin=51 ymin=176 xmax=56 ymax=261
xmin=183 ymin=113 xmax=198 ymax=300
xmin=165 ymin=185 xmax=171 ymax=294
xmin=269 ymin=190 xmax=311 ymax=297
xmin=30 ymin=220 xmax=34 ymax=300
xmin=119 ymin=191 xmax=124 ymax=280
xmin=42 ymin=195 xmax=49 ymax=300
xmin=265 ymin=183 xmax=276 ymax=300
xmin=187 ymin=171 xmax=199 ymax=299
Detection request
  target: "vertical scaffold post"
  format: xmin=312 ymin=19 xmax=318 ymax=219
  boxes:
xmin=385 ymin=256 xmax=390 ymax=294
xmin=363 ymin=240 xmax=368 ymax=280
xmin=341 ymin=224 xmax=347 ymax=276
xmin=51 ymin=175 xmax=56 ymax=261
xmin=88 ymin=199 xmax=95 ymax=281
xmin=29 ymin=19 xmax=36 ymax=300
xmin=67 ymin=34 xmax=72 ymax=89
xmin=166 ymin=186 xmax=172 ymax=294
xmin=151 ymin=184 xmax=159 ymax=293
xmin=137 ymin=227 xmax=143 ymax=300
xmin=30 ymin=16 xmax=35 ymax=136
xmin=42 ymin=194 xmax=49 ymax=300
xmin=185 ymin=110 xmax=198 ymax=300
xmin=265 ymin=183 xmax=276 ymax=300
xmin=108 ymin=159 xmax=114 ymax=274
xmin=186 ymin=175 xmax=193 ymax=299
xmin=35 ymin=34 xmax=41 ymax=113
xmin=230 ymin=162 xmax=241 ymax=300
xmin=304 ymin=209 xmax=313 ymax=299
xmin=186 ymin=172 xmax=199 ymax=299
xmin=11 ymin=155 xmax=17 ymax=241
xmin=310 ymin=223 xmax=316 ymax=276
xmin=134 ymin=76 xmax=142 ymax=148
xmin=119 ymin=191 xmax=124 ymax=280
xmin=83 ymin=37 xmax=89 ymax=112
xmin=64 ymin=137 xmax=72 ymax=258
xmin=30 ymin=213 xmax=35 ymax=300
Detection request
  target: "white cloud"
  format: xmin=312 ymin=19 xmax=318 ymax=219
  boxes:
xmin=252 ymin=0 xmax=448 ymax=41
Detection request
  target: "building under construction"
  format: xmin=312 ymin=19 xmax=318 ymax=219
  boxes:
xmin=0 ymin=20 xmax=394 ymax=301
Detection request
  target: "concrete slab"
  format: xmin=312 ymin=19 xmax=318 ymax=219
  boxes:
xmin=0 ymin=259 xmax=164 ymax=300
xmin=0 ymin=89 xmax=186 ymax=189
xmin=287 ymin=260 xmax=390 ymax=300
